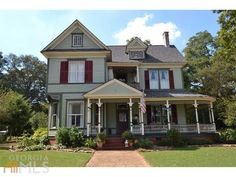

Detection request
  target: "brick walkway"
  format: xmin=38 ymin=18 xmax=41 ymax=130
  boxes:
xmin=86 ymin=150 xmax=150 ymax=167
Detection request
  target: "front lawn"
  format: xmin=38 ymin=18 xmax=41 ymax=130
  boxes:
xmin=0 ymin=150 xmax=92 ymax=167
xmin=141 ymin=147 xmax=236 ymax=167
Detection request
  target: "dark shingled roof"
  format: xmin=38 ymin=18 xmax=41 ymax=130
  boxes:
xmin=144 ymin=89 xmax=209 ymax=98
xmin=108 ymin=45 xmax=185 ymax=63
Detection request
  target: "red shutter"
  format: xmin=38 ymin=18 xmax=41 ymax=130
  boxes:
xmin=60 ymin=61 xmax=68 ymax=84
xmin=85 ymin=61 xmax=93 ymax=83
xmin=146 ymin=105 xmax=151 ymax=124
xmin=145 ymin=70 xmax=150 ymax=89
xmin=169 ymin=70 xmax=175 ymax=89
xmin=171 ymin=104 xmax=178 ymax=124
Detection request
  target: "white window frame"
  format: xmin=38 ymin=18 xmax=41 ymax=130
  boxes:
xmin=50 ymin=103 xmax=59 ymax=129
xmin=72 ymin=34 xmax=83 ymax=47
xmin=160 ymin=69 xmax=169 ymax=89
xmin=149 ymin=69 xmax=159 ymax=89
xmin=68 ymin=60 xmax=85 ymax=83
xmin=67 ymin=101 xmax=84 ymax=128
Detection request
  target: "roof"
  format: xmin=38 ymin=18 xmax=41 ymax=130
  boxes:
xmin=108 ymin=45 xmax=185 ymax=63
xmin=144 ymin=89 xmax=215 ymax=101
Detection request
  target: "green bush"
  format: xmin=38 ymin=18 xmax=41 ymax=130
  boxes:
xmin=30 ymin=112 xmax=48 ymax=130
xmin=24 ymin=144 xmax=45 ymax=151
xmin=56 ymin=127 xmax=84 ymax=147
xmin=185 ymin=138 xmax=213 ymax=145
xmin=122 ymin=130 xmax=134 ymax=140
xmin=32 ymin=128 xmax=48 ymax=145
xmin=69 ymin=127 xmax=84 ymax=147
xmin=17 ymin=136 xmax=36 ymax=148
xmin=134 ymin=138 xmax=153 ymax=149
xmin=96 ymin=132 xmax=106 ymax=143
xmin=156 ymin=138 xmax=172 ymax=146
xmin=85 ymin=138 xmax=96 ymax=149
xmin=219 ymin=128 xmax=236 ymax=143
xmin=166 ymin=129 xmax=185 ymax=147
xmin=0 ymin=134 xmax=7 ymax=143
xmin=56 ymin=128 xmax=70 ymax=146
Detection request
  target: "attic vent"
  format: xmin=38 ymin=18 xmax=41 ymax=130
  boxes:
xmin=129 ymin=51 xmax=145 ymax=59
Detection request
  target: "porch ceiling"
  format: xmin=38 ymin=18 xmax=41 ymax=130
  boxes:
xmin=84 ymin=79 xmax=142 ymax=99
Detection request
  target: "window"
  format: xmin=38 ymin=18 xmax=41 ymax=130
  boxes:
xmin=68 ymin=61 xmax=85 ymax=83
xmin=150 ymin=105 xmax=167 ymax=124
xmin=160 ymin=70 xmax=169 ymax=89
xmin=51 ymin=103 xmax=58 ymax=128
xmin=129 ymin=51 xmax=145 ymax=59
xmin=72 ymin=34 xmax=83 ymax=47
xmin=149 ymin=70 xmax=159 ymax=89
xmin=67 ymin=101 xmax=84 ymax=128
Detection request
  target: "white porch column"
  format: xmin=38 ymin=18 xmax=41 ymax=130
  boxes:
xmin=193 ymin=100 xmax=200 ymax=134
xmin=97 ymin=98 xmax=103 ymax=133
xmin=128 ymin=98 xmax=134 ymax=133
xmin=48 ymin=104 xmax=52 ymax=129
xmin=210 ymin=102 xmax=216 ymax=132
xmin=165 ymin=100 xmax=171 ymax=130
xmin=86 ymin=99 xmax=92 ymax=137
xmin=139 ymin=101 xmax=144 ymax=135
xmin=136 ymin=65 xmax=140 ymax=83
xmin=208 ymin=105 xmax=212 ymax=123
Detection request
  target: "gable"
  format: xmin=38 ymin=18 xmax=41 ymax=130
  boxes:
xmin=126 ymin=37 xmax=148 ymax=52
xmin=53 ymin=28 xmax=101 ymax=50
xmin=84 ymin=79 xmax=142 ymax=98
xmin=42 ymin=20 xmax=108 ymax=52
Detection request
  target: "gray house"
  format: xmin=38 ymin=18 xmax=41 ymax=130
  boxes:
xmin=41 ymin=19 xmax=216 ymax=139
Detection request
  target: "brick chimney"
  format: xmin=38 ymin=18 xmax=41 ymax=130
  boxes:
xmin=163 ymin=31 xmax=170 ymax=47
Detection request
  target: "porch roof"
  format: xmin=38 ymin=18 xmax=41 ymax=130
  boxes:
xmin=144 ymin=89 xmax=216 ymax=102
xmin=84 ymin=79 xmax=143 ymax=99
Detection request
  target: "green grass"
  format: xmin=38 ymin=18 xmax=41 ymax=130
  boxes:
xmin=0 ymin=150 xmax=92 ymax=167
xmin=141 ymin=147 xmax=236 ymax=167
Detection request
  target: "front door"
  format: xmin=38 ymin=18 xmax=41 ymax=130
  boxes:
xmin=117 ymin=105 xmax=129 ymax=135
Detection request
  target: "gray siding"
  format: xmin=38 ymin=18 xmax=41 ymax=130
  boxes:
xmin=53 ymin=28 xmax=100 ymax=50
xmin=48 ymin=84 xmax=102 ymax=93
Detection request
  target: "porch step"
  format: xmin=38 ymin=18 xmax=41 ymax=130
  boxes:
xmin=100 ymin=137 xmax=131 ymax=150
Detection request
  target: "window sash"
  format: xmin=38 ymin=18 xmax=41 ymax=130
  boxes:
xmin=160 ymin=70 xmax=169 ymax=89
xmin=67 ymin=101 xmax=84 ymax=128
xmin=72 ymin=34 xmax=83 ymax=47
xmin=149 ymin=70 xmax=159 ymax=89
xmin=68 ymin=61 xmax=85 ymax=83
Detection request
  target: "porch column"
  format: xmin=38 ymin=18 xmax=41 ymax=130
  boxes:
xmin=136 ymin=65 xmax=140 ymax=83
xmin=97 ymin=98 xmax=103 ymax=133
xmin=210 ymin=102 xmax=216 ymax=132
xmin=139 ymin=101 xmax=144 ymax=136
xmin=128 ymin=98 xmax=134 ymax=133
xmin=208 ymin=105 xmax=212 ymax=123
xmin=86 ymin=99 xmax=92 ymax=137
xmin=48 ymin=104 xmax=52 ymax=129
xmin=165 ymin=100 xmax=171 ymax=130
xmin=193 ymin=100 xmax=200 ymax=134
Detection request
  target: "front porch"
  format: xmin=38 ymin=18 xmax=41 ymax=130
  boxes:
xmin=83 ymin=79 xmax=216 ymax=136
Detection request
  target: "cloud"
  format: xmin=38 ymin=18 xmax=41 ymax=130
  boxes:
xmin=114 ymin=14 xmax=181 ymax=45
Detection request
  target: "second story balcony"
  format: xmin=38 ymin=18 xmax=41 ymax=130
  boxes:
xmin=108 ymin=66 xmax=140 ymax=90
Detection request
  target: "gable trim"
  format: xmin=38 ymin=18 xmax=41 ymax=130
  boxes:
xmin=84 ymin=79 xmax=143 ymax=98
xmin=41 ymin=19 xmax=108 ymax=52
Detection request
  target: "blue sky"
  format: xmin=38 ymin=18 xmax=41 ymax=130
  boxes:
xmin=0 ymin=10 xmax=219 ymax=62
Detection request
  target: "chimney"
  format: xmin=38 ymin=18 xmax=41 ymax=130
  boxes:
xmin=163 ymin=31 xmax=170 ymax=47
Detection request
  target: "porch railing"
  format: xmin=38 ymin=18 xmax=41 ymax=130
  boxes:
xmin=132 ymin=124 xmax=215 ymax=134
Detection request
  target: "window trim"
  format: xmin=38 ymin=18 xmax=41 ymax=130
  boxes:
xmin=147 ymin=69 xmax=170 ymax=90
xmin=71 ymin=33 xmax=83 ymax=47
xmin=67 ymin=101 xmax=84 ymax=128
xmin=50 ymin=102 xmax=59 ymax=129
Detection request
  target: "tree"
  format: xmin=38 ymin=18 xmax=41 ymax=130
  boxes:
xmin=0 ymin=54 xmax=47 ymax=107
xmin=183 ymin=31 xmax=216 ymax=90
xmin=29 ymin=112 xmax=48 ymax=130
xmin=0 ymin=91 xmax=32 ymax=136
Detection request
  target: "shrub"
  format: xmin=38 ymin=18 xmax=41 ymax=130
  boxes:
xmin=69 ymin=127 xmax=84 ymax=147
xmin=166 ymin=129 xmax=185 ymax=147
xmin=122 ymin=130 xmax=134 ymax=140
xmin=24 ymin=144 xmax=45 ymax=151
xmin=96 ymin=132 xmax=106 ymax=143
xmin=56 ymin=127 xmax=85 ymax=147
xmin=156 ymin=138 xmax=172 ymax=146
xmin=32 ymin=128 xmax=48 ymax=145
xmin=0 ymin=134 xmax=7 ymax=143
xmin=219 ymin=128 xmax=236 ymax=143
xmin=85 ymin=138 xmax=96 ymax=149
xmin=30 ymin=112 xmax=48 ymax=130
xmin=134 ymin=138 xmax=153 ymax=149
xmin=17 ymin=136 xmax=36 ymax=148
xmin=185 ymin=138 xmax=213 ymax=145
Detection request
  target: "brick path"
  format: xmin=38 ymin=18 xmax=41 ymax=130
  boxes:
xmin=86 ymin=150 xmax=150 ymax=167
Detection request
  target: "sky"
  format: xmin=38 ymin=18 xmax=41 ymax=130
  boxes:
xmin=0 ymin=10 xmax=220 ymax=62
